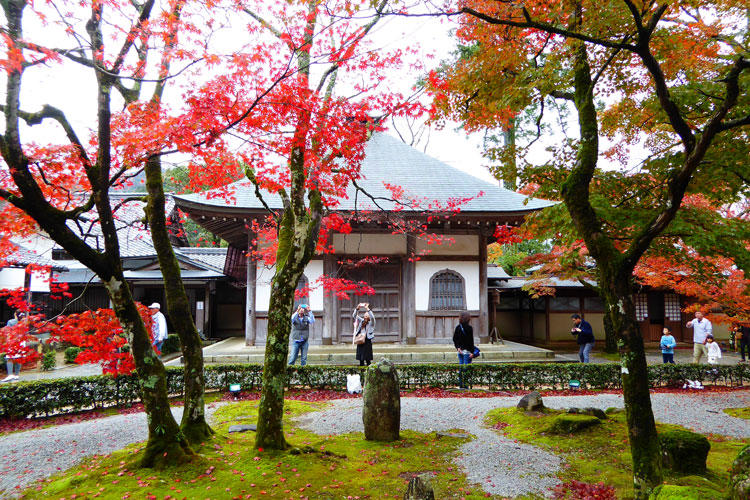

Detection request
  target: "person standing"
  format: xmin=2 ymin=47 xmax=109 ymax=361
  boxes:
xmin=2 ymin=312 xmax=24 ymax=382
xmin=733 ymin=322 xmax=750 ymax=363
xmin=706 ymin=335 xmax=722 ymax=365
xmin=353 ymin=303 xmax=375 ymax=366
xmin=660 ymin=327 xmax=677 ymax=364
xmin=686 ymin=311 xmax=712 ymax=364
xmin=149 ymin=303 xmax=168 ymax=354
xmin=289 ymin=304 xmax=314 ymax=366
xmin=453 ymin=311 xmax=475 ymax=388
xmin=571 ymin=314 xmax=595 ymax=363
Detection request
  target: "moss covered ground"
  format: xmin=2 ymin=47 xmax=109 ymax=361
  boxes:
xmin=724 ymin=407 xmax=750 ymax=420
xmin=26 ymin=400 xmax=489 ymax=499
xmin=485 ymin=407 xmax=748 ymax=499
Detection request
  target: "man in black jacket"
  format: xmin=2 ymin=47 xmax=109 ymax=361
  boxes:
xmin=571 ymin=313 xmax=595 ymax=363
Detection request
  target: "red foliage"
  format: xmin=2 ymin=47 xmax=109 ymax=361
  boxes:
xmin=552 ymin=480 xmax=617 ymax=500
xmin=46 ymin=305 xmax=155 ymax=375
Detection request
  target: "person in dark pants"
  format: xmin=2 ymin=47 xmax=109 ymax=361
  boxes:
xmin=660 ymin=327 xmax=677 ymax=364
xmin=353 ymin=303 xmax=375 ymax=366
xmin=453 ymin=311 xmax=476 ymax=388
xmin=571 ymin=313 xmax=595 ymax=363
xmin=289 ymin=304 xmax=314 ymax=366
xmin=734 ymin=323 xmax=750 ymax=363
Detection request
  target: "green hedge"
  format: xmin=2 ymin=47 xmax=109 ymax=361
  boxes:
xmin=161 ymin=334 xmax=182 ymax=355
xmin=0 ymin=362 xmax=748 ymax=419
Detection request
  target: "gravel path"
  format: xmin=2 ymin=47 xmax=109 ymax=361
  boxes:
xmin=0 ymin=391 xmax=748 ymax=498
xmin=297 ymin=391 xmax=750 ymax=498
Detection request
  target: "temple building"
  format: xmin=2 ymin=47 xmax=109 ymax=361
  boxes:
xmin=174 ymin=133 xmax=554 ymax=345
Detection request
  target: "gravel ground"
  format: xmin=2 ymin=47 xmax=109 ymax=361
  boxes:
xmin=0 ymin=392 xmax=748 ymax=498
xmin=296 ymin=391 xmax=750 ymax=498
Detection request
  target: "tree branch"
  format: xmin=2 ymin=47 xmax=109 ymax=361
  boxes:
xmin=460 ymin=7 xmax=637 ymax=51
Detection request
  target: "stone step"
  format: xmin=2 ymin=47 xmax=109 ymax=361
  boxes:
xmin=197 ymin=351 xmax=555 ymax=365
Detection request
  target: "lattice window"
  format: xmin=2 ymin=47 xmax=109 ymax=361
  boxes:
xmin=293 ymin=275 xmax=309 ymax=309
xmin=664 ymin=293 xmax=681 ymax=321
xmin=429 ymin=270 xmax=466 ymax=310
xmin=549 ymin=296 xmax=580 ymax=311
xmin=635 ymin=294 xmax=648 ymax=321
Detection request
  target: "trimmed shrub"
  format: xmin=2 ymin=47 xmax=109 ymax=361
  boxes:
xmin=64 ymin=347 xmax=82 ymax=364
xmin=161 ymin=334 xmax=182 ymax=355
xmin=0 ymin=362 xmax=748 ymax=419
xmin=659 ymin=428 xmax=710 ymax=473
xmin=41 ymin=352 xmax=56 ymax=371
xmin=547 ymin=414 xmax=601 ymax=434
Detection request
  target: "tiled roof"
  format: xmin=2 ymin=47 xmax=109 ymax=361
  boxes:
xmin=176 ymin=247 xmax=227 ymax=273
xmin=65 ymin=193 xmax=178 ymax=258
xmin=174 ymin=133 xmax=556 ymax=214
xmin=4 ymin=245 xmax=67 ymax=271
xmin=487 ymin=265 xmax=511 ymax=279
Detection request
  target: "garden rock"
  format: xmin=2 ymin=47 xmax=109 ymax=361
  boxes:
xmin=728 ymin=444 xmax=750 ymax=500
xmin=659 ymin=428 xmax=710 ymax=473
xmin=517 ymin=391 xmax=544 ymax=412
xmin=404 ymin=474 xmax=435 ymax=500
xmin=567 ymin=407 xmax=607 ymax=419
xmin=547 ymin=414 xmax=601 ymax=434
xmin=227 ymin=424 xmax=257 ymax=433
xmin=363 ymin=357 xmax=400 ymax=441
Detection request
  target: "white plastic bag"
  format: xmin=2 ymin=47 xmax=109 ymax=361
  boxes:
xmin=346 ymin=373 xmax=362 ymax=394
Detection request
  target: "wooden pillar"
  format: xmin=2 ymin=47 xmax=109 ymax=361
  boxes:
xmin=478 ymin=231 xmax=489 ymax=343
xmin=403 ymin=235 xmax=416 ymax=344
xmin=545 ymin=296 xmax=551 ymax=344
xmin=23 ymin=266 xmax=32 ymax=306
xmin=322 ymin=253 xmax=335 ymax=345
xmin=245 ymin=236 xmax=257 ymax=346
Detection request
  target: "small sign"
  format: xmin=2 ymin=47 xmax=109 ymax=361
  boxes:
xmin=197 ymin=301 xmax=204 ymax=310
xmin=229 ymin=383 xmax=241 ymax=393
xmin=569 ymin=380 xmax=581 ymax=389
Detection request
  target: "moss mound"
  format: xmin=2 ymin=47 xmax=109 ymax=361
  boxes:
xmin=729 ymin=444 xmax=750 ymax=500
xmin=660 ymin=428 xmax=710 ymax=473
xmin=547 ymin=414 xmax=601 ymax=434
xmin=649 ymin=484 xmax=704 ymax=499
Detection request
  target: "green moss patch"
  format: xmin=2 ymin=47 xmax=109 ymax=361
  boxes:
xmin=28 ymin=400 xmax=491 ymax=499
xmin=724 ymin=407 xmax=750 ymax=420
xmin=485 ymin=407 xmax=747 ymax=499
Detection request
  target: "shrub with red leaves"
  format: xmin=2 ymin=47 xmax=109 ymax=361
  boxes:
xmin=552 ymin=480 xmax=617 ymax=500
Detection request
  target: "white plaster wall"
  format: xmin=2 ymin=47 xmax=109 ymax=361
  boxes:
xmin=415 ymin=261 xmax=479 ymax=311
xmin=0 ymin=268 xmax=25 ymax=289
xmin=304 ymin=260 xmax=324 ymax=310
xmin=332 ymin=234 xmax=406 ymax=254
xmin=30 ymin=269 xmax=51 ymax=292
xmin=254 ymin=261 xmax=324 ymax=312
xmin=255 ymin=263 xmax=274 ymax=312
xmin=415 ymin=234 xmax=478 ymax=256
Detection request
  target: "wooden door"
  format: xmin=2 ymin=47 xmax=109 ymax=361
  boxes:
xmin=338 ymin=263 xmax=401 ymax=343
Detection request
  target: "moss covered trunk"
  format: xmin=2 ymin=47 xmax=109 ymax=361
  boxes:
xmin=104 ymin=269 xmax=193 ymax=467
xmin=144 ymin=158 xmax=213 ymax=445
xmin=601 ymin=275 xmax=662 ymax=497
xmin=561 ymin=38 xmax=662 ymax=497
xmin=254 ymin=261 xmax=301 ymax=450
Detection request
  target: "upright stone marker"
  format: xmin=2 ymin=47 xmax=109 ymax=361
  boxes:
xmin=363 ymin=357 xmax=400 ymax=441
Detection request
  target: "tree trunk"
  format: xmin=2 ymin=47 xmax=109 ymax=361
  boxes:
xmin=144 ymin=158 xmax=213 ymax=445
xmin=254 ymin=235 xmax=303 ymax=449
xmin=602 ymin=308 xmax=618 ymax=354
xmin=562 ymin=35 xmax=662 ymax=497
xmin=601 ymin=277 xmax=662 ymax=497
xmin=103 ymin=270 xmax=193 ymax=467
